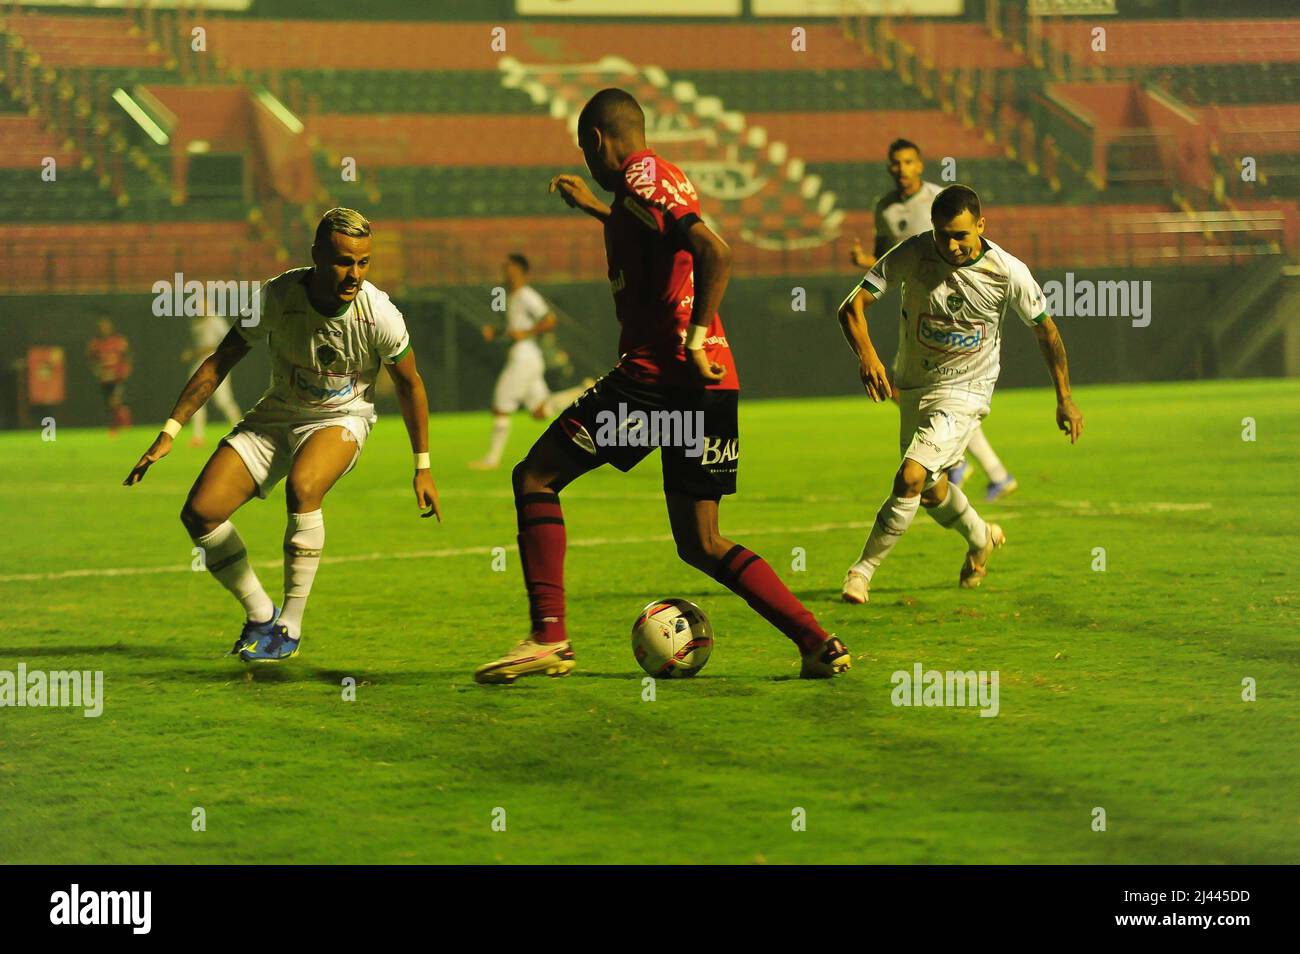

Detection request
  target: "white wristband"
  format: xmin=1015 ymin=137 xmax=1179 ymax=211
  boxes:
xmin=684 ymin=324 xmax=708 ymax=351
xmin=162 ymin=418 xmax=182 ymax=438
xmin=414 ymin=452 xmax=430 ymax=470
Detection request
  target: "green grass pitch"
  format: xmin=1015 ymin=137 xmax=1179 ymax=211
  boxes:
xmin=1 ymin=378 xmax=1297 ymax=864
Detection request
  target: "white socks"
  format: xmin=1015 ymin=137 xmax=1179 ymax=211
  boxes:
xmin=851 ymin=494 xmax=921 ymax=582
xmin=280 ymin=510 xmax=324 ymax=639
xmin=927 ymin=483 xmax=989 ymax=550
xmin=966 ymin=426 xmax=1009 ymax=484
xmin=193 ymin=521 xmax=274 ymax=623
xmin=484 ymin=416 xmax=511 ymax=467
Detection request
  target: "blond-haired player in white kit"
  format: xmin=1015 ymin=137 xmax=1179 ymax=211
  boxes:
xmin=851 ymin=139 xmax=1020 ymax=503
xmin=838 ymin=185 xmax=1082 ymax=604
xmin=470 ymin=253 xmax=591 ymax=470
xmin=124 ymin=208 xmax=443 ymax=661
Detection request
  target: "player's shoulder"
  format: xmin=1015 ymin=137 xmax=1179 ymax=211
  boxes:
xmin=981 ymin=238 xmax=1035 ymax=282
xmin=893 ymin=231 xmax=933 ymax=260
xmin=517 ymin=283 xmax=546 ymax=306
xmin=262 ymin=266 xmax=311 ymax=296
xmin=873 ymin=189 xmax=899 ymax=214
xmin=352 ymin=281 xmax=405 ymax=337
xmin=921 ymin=180 xmax=945 ymax=199
xmin=623 ymin=151 xmax=698 ymax=213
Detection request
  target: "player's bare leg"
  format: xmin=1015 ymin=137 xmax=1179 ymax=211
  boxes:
xmin=180 ymin=444 xmax=275 ymax=650
xmin=473 ymin=431 xmax=596 ymax=684
xmin=263 ymin=425 xmax=362 ymax=654
xmin=666 ymin=493 xmax=849 ymax=678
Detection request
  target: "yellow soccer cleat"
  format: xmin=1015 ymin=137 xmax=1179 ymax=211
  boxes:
xmin=960 ymin=523 xmax=1006 ymax=589
xmin=800 ymin=635 xmax=852 ymax=679
xmin=473 ymin=637 xmax=576 ymax=684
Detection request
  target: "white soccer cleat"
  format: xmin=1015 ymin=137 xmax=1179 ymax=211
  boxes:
xmin=960 ymin=523 xmax=1006 ymax=589
xmin=840 ymin=569 xmax=870 ymax=604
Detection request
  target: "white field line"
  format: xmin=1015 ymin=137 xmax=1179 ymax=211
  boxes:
xmin=0 ymin=500 xmax=1210 ymax=584
xmin=0 ymin=519 xmax=874 ymax=583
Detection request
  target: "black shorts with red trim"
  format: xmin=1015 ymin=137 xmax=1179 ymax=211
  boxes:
xmin=544 ymin=368 xmax=739 ymax=499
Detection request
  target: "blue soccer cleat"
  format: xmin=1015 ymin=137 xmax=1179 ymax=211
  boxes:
xmin=237 ymin=623 xmax=300 ymax=663
xmin=985 ymin=475 xmax=1019 ymax=502
xmin=229 ymin=606 xmax=281 ymax=657
xmin=947 ymin=459 xmax=969 ymax=487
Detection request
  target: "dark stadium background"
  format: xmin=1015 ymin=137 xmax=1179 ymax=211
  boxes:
xmin=2 ymin=0 xmax=1296 ymax=427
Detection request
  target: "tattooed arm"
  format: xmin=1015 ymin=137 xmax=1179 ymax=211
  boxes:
xmin=123 ymin=327 xmax=251 ymax=486
xmin=1032 ymin=316 xmax=1083 ymax=444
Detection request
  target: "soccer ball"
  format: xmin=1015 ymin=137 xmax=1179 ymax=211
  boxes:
xmin=631 ymin=598 xmax=714 ymax=678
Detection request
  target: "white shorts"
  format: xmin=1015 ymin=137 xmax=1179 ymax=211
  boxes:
xmin=898 ymin=389 xmax=989 ymax=487
xmin=222 ymin=415 xmax=371 ymax=499
xmin=492 ymin=348 xmax=549 ymax=414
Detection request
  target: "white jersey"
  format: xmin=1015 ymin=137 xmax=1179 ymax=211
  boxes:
xmin=858 ymin=234 xmax=1047 ymax=397
xmin=191 ymin=314 xmax=230 ymax=352
xmin=873 ymin=180 xmax=944 ymax=255
xmin=505 ymin=284 xmax=550 ymax=361
xmin=236 ymin=267 xmax=411 ymax=424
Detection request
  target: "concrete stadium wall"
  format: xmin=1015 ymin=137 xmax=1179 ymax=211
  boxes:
xmin=0 ymin=264 xmax=1276 ymax=429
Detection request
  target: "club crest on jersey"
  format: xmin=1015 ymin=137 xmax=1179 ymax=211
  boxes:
xmin=945 ymin=293 xmax=966 ymax=314
xmin=316 ymin=344 xmax=338 ymax=366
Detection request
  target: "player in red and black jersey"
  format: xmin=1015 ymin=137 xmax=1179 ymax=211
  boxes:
xmin=473 ymin=88 xmax=850 ymax=683
xmin=87 ymin=318 xmax=133 ymax=434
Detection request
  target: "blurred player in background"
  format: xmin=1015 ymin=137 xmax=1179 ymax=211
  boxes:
xmin=837 ymin=185 xmax=1082 ymax=605
xmin=87 ymin=317 xmax=132 ymax=435
xmin=124 ymin=208 xmax=442 ymax=662
xmin=851 ymin=139 xmax=1019 ymax=502
xmin=182 ymin=306 xmax=241 ymax=447
xmin=473 ymin=88 xmax=850 ymax=684
xmin=471 ymin=253 xmax=560 ymax=470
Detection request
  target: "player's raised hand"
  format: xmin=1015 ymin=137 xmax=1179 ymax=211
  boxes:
xmin=123 ymin=432 xmax=173 ymax=486
xmin=414 ymin=469 xmax=442 ymax=521
xmin=849 ymin=237 xmax=871 ymax=269
xmin=549 ymin=174 xmax=598 ymax=213
xmin=686 ymin=347 xmax=726 ymax=387
xmin=1056 ymin=397 xmax=1083 ymax=444
xmin=858 ymin=353 xmax=890 ymax=403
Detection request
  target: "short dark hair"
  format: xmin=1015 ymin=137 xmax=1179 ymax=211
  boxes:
xmin=577 ymin=88 xmax=645 ymax=140
xmin=506 ymin=252 xmax=529 ymax=273
xmin=931 ymin=184 xmax=982 ymax=222
xmin=888 ymin=138 xmax=921 ymax=160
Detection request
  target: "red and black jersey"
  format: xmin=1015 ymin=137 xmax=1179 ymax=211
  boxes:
xmin=603 ymin=148 xmax=739 ymax=391
xmin=87 ymin=334 xmax=131 ymax=383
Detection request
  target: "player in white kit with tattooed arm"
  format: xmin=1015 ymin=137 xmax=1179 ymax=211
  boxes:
xmin=124 ymin=208 xmax=443 ymax=661
xmin=838 ymin=185 xmax=1083 ymax=604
